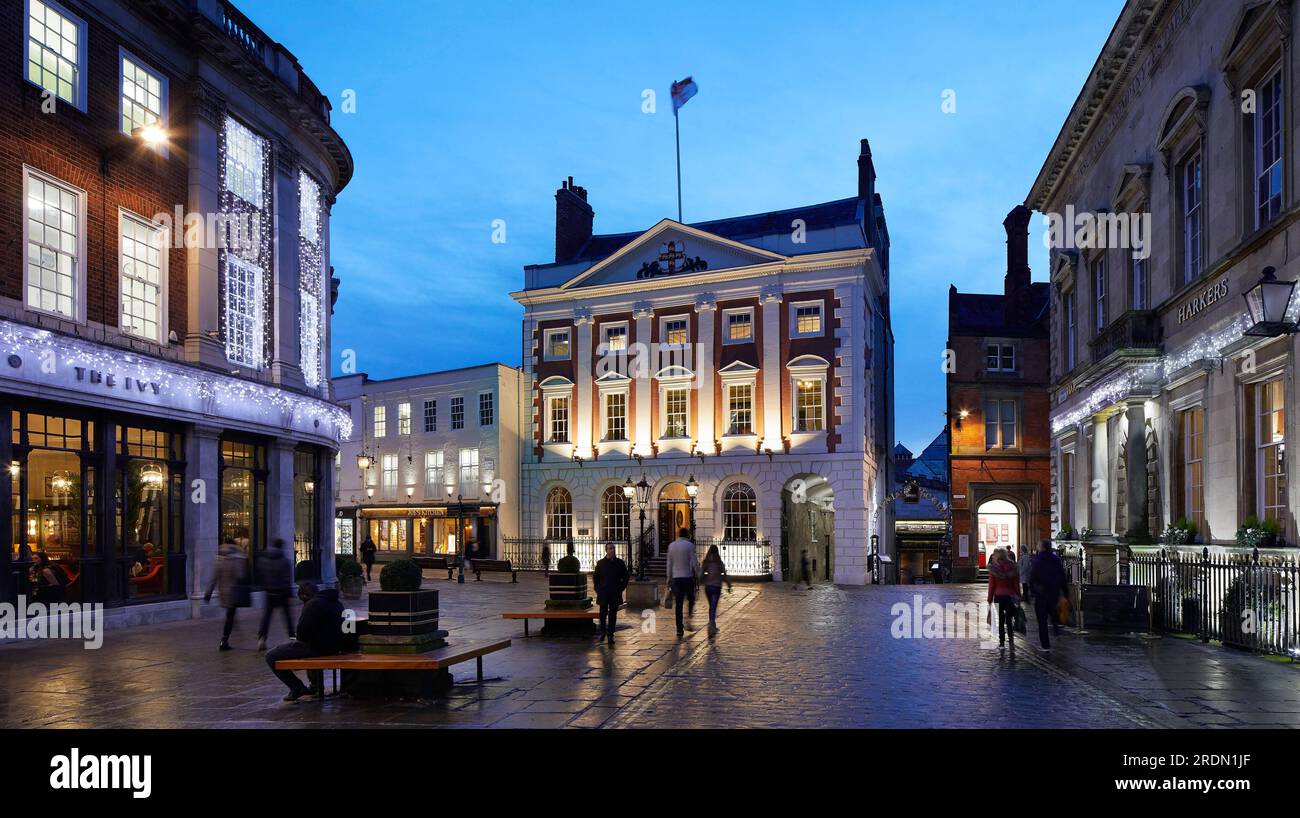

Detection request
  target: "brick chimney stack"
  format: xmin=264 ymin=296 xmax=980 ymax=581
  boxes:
xmin=858 ymin=139 xmax=877 ymax=246
xmin=555 ymin=176 xmax=594 ymax=263
xmin=1003 ymin=204 xmax=1032 ymax=323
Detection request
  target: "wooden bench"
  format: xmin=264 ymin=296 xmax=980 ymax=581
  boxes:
xmin=412 ymin=555 xmax=457 ymax=579
xmin=470 ymin=558 xmax=516 ymax=583
xmin=502 ymin=609 xmax=607 ymax=637
xmin=275 ymin=637 xmax=511 ymax=695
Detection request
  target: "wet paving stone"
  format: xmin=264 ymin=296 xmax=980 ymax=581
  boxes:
xmin=2 ymin=576 xmax=1298 ymax=728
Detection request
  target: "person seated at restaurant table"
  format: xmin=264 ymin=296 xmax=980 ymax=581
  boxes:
xmin=556 ymin=542 xmax=581 ymax=574
xmin=264 ymin=582 xmax=345 ymax=702
xmin=30 ymin=551 xmax=67 ymax=604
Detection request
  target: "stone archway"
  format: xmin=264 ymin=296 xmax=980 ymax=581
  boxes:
xmin=875 ymin=481 xmax=953 ymax=582
xmin=781 ymin=474 xmax=835 ymax=583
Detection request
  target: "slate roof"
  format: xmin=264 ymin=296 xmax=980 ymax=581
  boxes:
xmin=949 ymin=282 xmax=1050 ymax=338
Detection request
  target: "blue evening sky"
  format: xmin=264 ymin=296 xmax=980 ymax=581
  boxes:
xmin=246 ymin=0 xmax=1122 ymax=454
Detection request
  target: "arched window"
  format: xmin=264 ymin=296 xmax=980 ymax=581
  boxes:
xmin=722 ymin=482 xmax=757 ymax=541
xmin=544 ymin=486 xmax=572 ymax=541
xmin=600 ymin=486 xmax=630 ymax=543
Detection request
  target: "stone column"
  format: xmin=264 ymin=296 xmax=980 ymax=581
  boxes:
xmin=270 ymin=440 xmax=297 ymax=574
xmin=1124 ymin=401 xmax=1149 ymax=538
xmin=1089 ymin=416 xmax=1109 ymax=534
xmin=574 ymin=310 xmax=594 ymax=459
xmin=185 ymin=426 xmax=223 ymax=616
xmin=760 ymin=290 xmax=783 ymax=450
xmin=185 ymin=81 xmax=227 ymax=370
xmin=694 ymin=295 xmax=716 ymax=450
xmin=317 ymin=450 xmax=338 ymax=587
xmin=633 ymin=303 xmax=653 ymax=456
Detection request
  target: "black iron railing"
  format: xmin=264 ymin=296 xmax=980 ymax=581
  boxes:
xmin=500 ymin=536 xmax=773 ymax=578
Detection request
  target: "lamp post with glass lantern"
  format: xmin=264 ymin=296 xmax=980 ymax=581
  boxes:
xmin=628 ymin=475 xmax=650 ymax=580
xmin=685 ymin=475 xmax=699 ymax=545
xmin=446 ymin=482 xmax=465 ymax=583
xmin=1243 ymin=266 xmax=1299 ymax=336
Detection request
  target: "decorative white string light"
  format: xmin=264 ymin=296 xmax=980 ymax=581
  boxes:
xmin=1050 ymin=313 xmax=1249 ymax=435
xmin=0 ymin=319 xmax=351 ymax=440
xmin=298 ymin=171 xmax=325 ymax=389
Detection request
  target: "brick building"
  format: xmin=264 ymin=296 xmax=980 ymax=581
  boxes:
xmin=0 ymin=0 xmax=352 ymax=626
xmin=509 ymin=140 xmax=895 ymax=583
xmin=946 ymin=206 xmax=1052 ymax=581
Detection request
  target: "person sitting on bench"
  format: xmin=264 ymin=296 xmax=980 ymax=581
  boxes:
xmin=265 ymin=582 xmax=345 ymax=702
xmin=556 ymin=542 xmax=580 ymax=574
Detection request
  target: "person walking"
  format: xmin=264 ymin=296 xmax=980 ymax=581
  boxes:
xmin=264 ymin=583 xmax=345 ymax=702
xmin=541 ymin=542 xmax=551 ymax=576
xmin=986 ymin=547 xmax=1021 ymax=652
xmin=205 ymin=538 xmax=250 ymax=651
xmin=359 ymin=535 xmax=377 ymax=582
xmin=699 ymin=544 xmax=732 ymax=637
xmin=1030 ymin=538 xmax=1068 ymax=652
xmin=665 ymin=527 xmax=698 ymax=638
xmin=800 ymin=549 xmax=814 ymax=589
xmin=257 ymin=539 xmax=295 ymax=651
xmin=1017 ymin=545 xmax=1034 ymax=603
xmin=593 ymin=542 xmax=629 ymax=645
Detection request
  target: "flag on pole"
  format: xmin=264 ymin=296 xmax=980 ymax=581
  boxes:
xmin=671 ymin=76 xmax=698 ymax=113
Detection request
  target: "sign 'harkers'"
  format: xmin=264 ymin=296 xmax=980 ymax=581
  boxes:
xmin=1177 ymin=278 xmax=1230 ymax=324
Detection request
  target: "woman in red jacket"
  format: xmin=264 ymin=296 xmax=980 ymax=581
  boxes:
xmin=986 ymin=547 xmax=1021 ymax=651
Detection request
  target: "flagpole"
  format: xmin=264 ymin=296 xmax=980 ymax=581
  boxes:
xmin=674 ymin=107 xmax=682 ymax=222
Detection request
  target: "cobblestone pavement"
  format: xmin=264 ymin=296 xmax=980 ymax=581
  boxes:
xmin=1 ymin=576 xmax=1295 ymax=728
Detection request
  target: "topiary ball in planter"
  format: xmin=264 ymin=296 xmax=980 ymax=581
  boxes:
xmin=295 ymin=560 xmax=319 ymax=581
xmin=380 ymin=558 xmax=423 ymax=592
xmin=336 ymin=556 xmax=364 ymax=599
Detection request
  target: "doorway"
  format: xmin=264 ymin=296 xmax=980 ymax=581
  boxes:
xmin=976 ymin=498 xmax=1020 ymax=568
xmin=780 ymin=474 xmax=835 ymax=583
xmin=657 ymin=482 xmax=693 ymax=554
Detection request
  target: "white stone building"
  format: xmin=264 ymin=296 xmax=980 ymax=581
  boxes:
xmin=334 ymin=365 xmax=522 ymax=564
xmin=510 ymin=140 xmax=895 ymax=583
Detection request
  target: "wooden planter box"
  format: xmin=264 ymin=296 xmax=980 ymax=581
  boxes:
xmin=366 ymin=590 xmax=441 ymax=636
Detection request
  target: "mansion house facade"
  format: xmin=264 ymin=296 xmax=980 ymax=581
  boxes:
xmin=511 ymin=141 xmax=895 ymax=584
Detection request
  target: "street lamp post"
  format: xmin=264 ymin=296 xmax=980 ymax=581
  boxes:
xmin=1243 ymin=266 xmax=1299 ymax=336
xmin=629 ymin=475 xmax=650 ymax=580
xmin=685 ymin=474 xmax=699 ymax=544
xmin=870 ymin=533 xmax=879 ymax=585
xmin=446 ymin=483 xmax=465 ymax=584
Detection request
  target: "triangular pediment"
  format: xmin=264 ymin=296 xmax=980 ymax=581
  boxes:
xmin=562 ymin=220 xmax=787 ymax=289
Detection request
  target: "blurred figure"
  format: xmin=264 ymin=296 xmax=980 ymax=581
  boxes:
xmin=557 ymin=541 xmax=581 ymax=573
xmin=204 ymin=538 xmax=250 ymax=651
xmin=666 ymin=527 xmax=697 ymax=638
xmin=257 ymin=538 xmax=295 ymax=651
xmin=593 ymin=542 xmax=629 ymax=645
xmin=986 ymin=547 xmax=1021 ymax=652
xmin=699 ymin=544 xmax=732 ymax=637
xmin=359 ymin=534 xmax=377 ymax=582
xmin=265 ymin=583 xmax=345 ymax=702
xmin=800 ymin=549 xmax=813 ymax=589
xmin=1017 ymin=545 xmax=1034 ymax=602
xmin=1030 ymin=539 xmax=1068 ymax=652
xmin=541 ymin=542 xmax=551 ymax=576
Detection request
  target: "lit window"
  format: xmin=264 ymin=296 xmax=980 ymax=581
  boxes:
xmin=119 ymin=211 xmax=164 ymax=342
xmin=545 ymin=486 xmax=572 ymax=541
xmin=722 ymin=483 xmax=758 ymax=541
xmin=664 ymin=387 xmax=688 ymax=437
xmin=397 ymin=403 xmax=411 ymax=435
xmin=664 ymin=317 xmax=689 ymax=346
xmin=1178 ymin=408 xmax=1205 ymax=532
xmin=1256 ymin=379 xmax=1287 ymax=527
xmin=298 ymin=172 xmax=324 ymax=387
xmin=373 ymin=406 xmax=386 ymax=438
xmin=1180 ymin=151 xmax=1202 ymax=285
xmin=985 ymin=399 xmax=1016 ymax=449
xmin=795 ymin=379 xmax=824 ymax=432
xmin=601 ymin=324 xmax=627 ymax=352
xmin=424 ymin=450 xmax=444 ymax=496
xmin=792 ymin=302 xmax=823 ymax=337
xmin=223 ymin=117 xmax=265 ymax=206
xmin=545 ymin=329 xmax=570 ymax=360
xmin=727 ymin=383 xmax=753 ymax=435
xmin=423 ymin=400 xmax=436 ymax=432
xmin=1254 ymin=69 xmax=1284 ymax=228
xmin=604 ymin=392 xmax=626 ymax=440
xmin=479 ymin=392 xmax=494 ymax=427
xmin=549 ymin=396 xmax=570 ymax=442
xmin=24 ymin=169 xmax=82 ymax=320
xmin=120 ymin=53 xmax=164 ymax=137
xmin=221 ymin=116 xmax=268 ymax=368
xmin=223 ymin=255 xmax=263 ymax=366
xmin=601 ymin=486 xmax=630 ymax=542
xmin=451 ymin=397 xmax=464 ymax=430
xmin=380 ymin=453 xmax=398 ymax=500
xmin=26 ymin=0 xmax=85 ymax=109
xmin=459 ymin=447 xmax=479 ymax=492
xmin=724 ymin=310 xmax=752 ymax=343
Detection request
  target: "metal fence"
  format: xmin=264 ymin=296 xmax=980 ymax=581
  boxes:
xmin=500 ymin=537 xmax=774 ymax=578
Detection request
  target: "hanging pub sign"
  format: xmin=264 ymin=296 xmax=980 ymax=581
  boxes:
xmin=1176 ymin=277 xmax=1229 ymax=324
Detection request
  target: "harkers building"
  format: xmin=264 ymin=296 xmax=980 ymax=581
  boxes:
xmin=509 ymin=140 xmax=895 ymax=584
xmin=0 ymin=0 xmax=351 ymax=626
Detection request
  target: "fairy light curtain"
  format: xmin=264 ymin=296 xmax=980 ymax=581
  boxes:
xmin=298 ymin=171 xmax=324 ymax=388
xmin=219 ymin=115 xmax=272 ymax=369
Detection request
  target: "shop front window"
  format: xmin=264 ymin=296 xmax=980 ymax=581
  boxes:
xmin=118 ymin=425 xmax=182 ymax=600
xmin=293 ymin=448 xmax=320 ymax=565
xmin=15 ymin=413 xmax=93 ymax=602
xmin=220 ymin=438 xmax=266 ymax=561
xmin=370 ymin=518 xmax=408 ymax=552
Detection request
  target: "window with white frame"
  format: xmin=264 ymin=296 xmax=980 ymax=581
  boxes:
xmin=460 ymin=448 xmax=479 ymax=493
xmin=600 ymin=323 xmax=627 ymax=352
xmin=397 ymin=402 xmax=411 ymax=435
xmin=223 ymin=255 xmax=262 ymax=366
xmin=794 ymin=379 xmax=824 ymax=432
xmin=424 ymin=450 xmax=444 ymax=496
xmin=380 ymin=453 xmax=398 ymax=500
xmin=373 ymin=405 xmax=386 ymax=438
xmin=601 ymin=486 xmax=630 ymax=542
xmin=727 ymin=383 xmax=754 ymax=435
xmin=545 ymin=486 xmax=572 ymax=541
xmin=548 ymin=395 xmax=570 ymax=442
xmin=662 ymin=316 xmax=689 ymax=346
xmin=223 ymin=117 xmax=265 ymax=206
xmin=1092 ymin=255 xmax=1107 ymax=331
xmin=120 ymin=52 xmax=164 ymax=138
xmin=1180 ymin=150 xmax=1202 ymax=285
xmin=26 ymin=0 xmax=85 ymax=110
xmin=298 ymin=172 xmax=324 ymax=388
xmin=791 ymin=301 xmax=823 ymax=338
xmin=984 ymin=399 xmax=1016 ymax=449
xmin=544 ymin=328 xmax=570 ymax=360
xmin=423 ymin=400 xmax=436 ymax=432
xmin=1256 ymin=379 xmax=1287 ymax=526
xmin=1178 ymin=408 xmax=1205 ymax=532
xmin=723 ymin=309 xmax=753 ymax=343
xmin=1254 ymin=68 xmax=1284 ymax=228
xmin=663 ymin=386 xmax=688 ymax=437
xmin=24 ymin=169 xmax=83 ymax=320
xmin=479 ymin=392 xmax=494 ymax=427
xmin=119 ymin=211 xmax=164 ymax=342
xmin=603 ymin=391 xmax=627 ymax=440
xmin=722 ymin=482 xmax=758 ymax=541
xmin=450 ymin=396 xmax=464 ymax=430
xmin=985 ymin=343 xmax=1015 ymax=373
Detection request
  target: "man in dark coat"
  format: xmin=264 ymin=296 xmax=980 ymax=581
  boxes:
xmin=592 ymin=543 xmax=629 ymax=645
xmin=265 ymin=584 xmax=345 ymax=701
xmin=1029 ymin=539 xmax=1068 ymax=652
xmin=359 ymin=535 xmax=377 ymax=581
xmin=257 ymin=539 xmax=294 ymax=651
